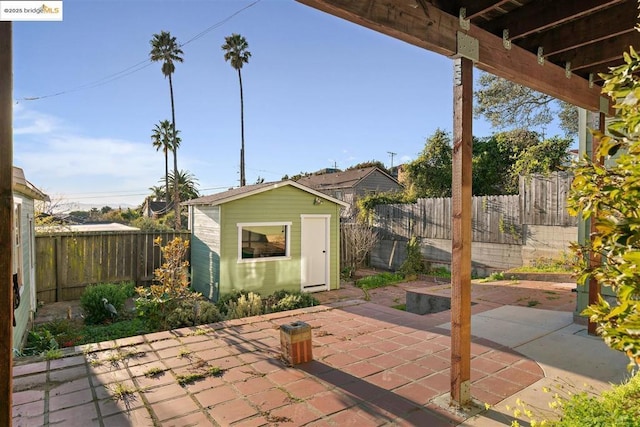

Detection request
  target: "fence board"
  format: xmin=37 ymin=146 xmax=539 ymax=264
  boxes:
xmin=36 ymin=231 xmax=191 ymax=303
xmin=370 ymin=172 xmax=576 ymax=245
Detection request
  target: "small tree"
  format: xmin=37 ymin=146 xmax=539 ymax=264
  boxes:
xmin=399 ymin=237 xmax=428 ymax=276
xmin=135 ymin=237 xmax=193 ymax=329
xmin=342 ymin=223 xmax=379 ymax=274
xmin=568 ymin=44 xmax=640 ymax=370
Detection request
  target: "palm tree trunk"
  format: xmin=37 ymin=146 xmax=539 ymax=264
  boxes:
xmin=169 ymin=73 xmax=180 ymax=230
xmin=164 ymin=148 xmax=169 ymax=205
xmin=238 ymin=68 xmax=245 ymax=187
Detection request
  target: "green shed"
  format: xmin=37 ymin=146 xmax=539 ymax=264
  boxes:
xmin=184 ymin=181 xmax=349 ymax=300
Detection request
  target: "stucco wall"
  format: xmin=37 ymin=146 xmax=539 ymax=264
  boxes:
xmin=371 ymin=224 xmax=576 ymax=278
xmin=521 ymin=225 xmax=578 ymax=265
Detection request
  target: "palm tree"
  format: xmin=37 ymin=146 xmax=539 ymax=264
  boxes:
xmin=151 ymin=120 xmax=180 ymax=205
xmin=148 ymin=185 xmax=166 ymax=201
xmin=222 ymin=33 xmax=251 ymax=187
xmin=150 ymin=30 xmax=183 ymax=229
xmin=167 ymin=169 xmax=200 ymax=202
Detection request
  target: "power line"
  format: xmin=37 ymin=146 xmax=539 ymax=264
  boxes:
xmin=55 ymin=185 xmax=233 ymax=200
xmin=16 ymin=0 xmax=262 ymax=102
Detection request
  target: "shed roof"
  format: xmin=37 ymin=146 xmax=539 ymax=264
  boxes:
xmin=183 ymin=180 xmax=350 ymax=207
xmin=13 ymin=166 xmax=48 ymax=201
xmin=296 ymin=166 xmax=400 ymax=191
xmin=35 ymin=222 xmax=140 ymax=233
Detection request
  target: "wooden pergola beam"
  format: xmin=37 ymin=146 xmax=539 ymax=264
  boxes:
xmin=0 ymin=21 xmax=13 ymax=427
xmin=295 ymin=0 xmax=608 ymax=113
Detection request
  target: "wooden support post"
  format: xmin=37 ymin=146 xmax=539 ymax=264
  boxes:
xmin=587 ymin=112 xmax=605 ymax=336
xmin=0 ymin=21 xmax=13 ymax=427
xmin=451 ymin=56 xmax=473 ymax=406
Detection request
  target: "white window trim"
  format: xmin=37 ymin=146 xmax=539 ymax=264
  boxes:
xmin=237 ymin=221 xmax=292 ymax=263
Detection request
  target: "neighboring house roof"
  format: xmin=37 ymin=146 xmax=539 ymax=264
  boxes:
xmin=143 ymin=199 xmax=170 ymax=216
xmin=184 ymin=180 xmax=349 ymax=208
xmin=36 ymin=223 xmax=140 ymax=233
xmin=13 ymin=166 xmax=49 ymax=201
xmin=296 ymin=166 xmax=399 ymax=191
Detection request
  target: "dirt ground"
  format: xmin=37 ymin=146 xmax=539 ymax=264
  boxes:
xmin=33 ymin=270 xmax=577 ymax=327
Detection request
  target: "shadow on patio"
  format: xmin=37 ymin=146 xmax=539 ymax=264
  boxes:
xmin=13 ymin=297 xmax=549 ymax=427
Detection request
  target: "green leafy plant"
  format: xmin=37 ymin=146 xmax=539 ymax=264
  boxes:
xmin=356 ymin=272 xmax=406 ymax=290
xmin=81 ymin=317 xmax=151 ymax=343
xmin=568 ymin=44 xmax=640 ymax=369
xmin=264 ymin=290 xmax=318 ymax=313
xmin=43 ymin=349 xmax=63 ymax=360
xmin=215 ymin=290 xmax=250 ymax=316
xmin=80 ymin=282 xmax=134 ymax=325
xmin=165 ymin=298 xmax=223 ymax=329
xmin=135 ymin=237 xmax=195 ymax=330
xmin=144 ymin=367 xmax=165 ymax=377
xmin=495 ymin=374 xmax=640 ymax=427
xmin=225 ymin=292 xmax=263 ymax=319
xmin=399 ymin=237 xmax=428 ymax=276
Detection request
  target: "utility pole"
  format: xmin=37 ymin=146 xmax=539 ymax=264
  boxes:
xmin=387 ymin=151 xmax=397 ymax=169
xmin=0 ymin=21 xmax=14 ymax=427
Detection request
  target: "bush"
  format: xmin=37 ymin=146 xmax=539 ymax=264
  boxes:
xmin=25 ymin=328 xmax=59 ymax=355
xmin=225 ymin=292 xmax=263 ymax=319
xmin=399 ymin=237 xmax=428 ymax=276
xmin=554 ymin=373 xmax=640 ymax=426
xmin=507 ymin=373 xmax=640 ymax=427
xmin=135 ymin=237 xmax=193 ymax=329
xmin=166 ymin=298 xmax=223 ymax=328
xmin=80 ymin=282 xmax=134 ymax=324
xmin=215 ymin=290 xmax=250 ymax=316
xmin=264 ymin=290 xmax=319 ymax=313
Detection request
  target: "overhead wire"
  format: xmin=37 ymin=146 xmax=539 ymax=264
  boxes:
xmin=16 ymin=0 xmax=262 ymax=102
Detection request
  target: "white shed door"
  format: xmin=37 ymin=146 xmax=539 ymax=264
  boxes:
xmin=301 ymin=216 xmax=329 ymax=292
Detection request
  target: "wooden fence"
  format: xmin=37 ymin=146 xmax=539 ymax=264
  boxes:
xmin=372 ymin=172 xmax=576 ymax=244
xmin=35 ymin=231 xmax=191 ymax=302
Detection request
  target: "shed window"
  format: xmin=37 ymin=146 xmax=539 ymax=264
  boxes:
xmin=238 ymin=222 xmax=291 ymax=261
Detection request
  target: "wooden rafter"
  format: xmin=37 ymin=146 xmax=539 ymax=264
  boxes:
xmin=517 ymin=1 xmax=638 ymax=57
xmin=552 ymin=31 xmax=639 ymax=72
xmin=296 ymin=0 xmax=607 ymax=112
xmin=483 ymin=0 xmax=625 ymax=41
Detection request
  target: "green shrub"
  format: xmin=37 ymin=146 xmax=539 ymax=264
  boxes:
xmin=166 ymin=298 xmax=223 ymax=329
xmin=506 ymin=373 xmax=640 ymax=427
xmin=399 ymin=237 xmax=428 ymax=276
xmin=265 ymin=290 xmax=318 ymax=313
xmin=24 ymin=328 xmax=59 ymax=355
xmin=215 ymin=290 xmax=250 ymax=316
xmin=225 ymin=292 xmax=263 ymax=319
xmin=552 ymin=373 xmax=640 ymax=426
xmin=80 ymin=282 xmax=134 ymax=325
xmin=134 ymin=237 xmax=193 ymax=330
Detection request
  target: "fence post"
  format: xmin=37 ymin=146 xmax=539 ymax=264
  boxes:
xmin=55 ymin=236 xmax=64 ymax=302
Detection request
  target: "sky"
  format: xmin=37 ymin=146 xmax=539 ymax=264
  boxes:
xmin=12 ymin=0 xmax=563 ymax=209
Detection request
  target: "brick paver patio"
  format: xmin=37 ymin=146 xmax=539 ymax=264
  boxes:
xmin=13 ymin=294 xmax=549 ymax=426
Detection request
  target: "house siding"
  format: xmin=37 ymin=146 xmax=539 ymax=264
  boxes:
xmin=354 ymin=170 xmax=401 ymax=196
xmin=190 ymin=206 xmax=221 ymax=300
xmin=217 ymin=186 xmax=341 ymax=297
xmin=13 ymin=193 xmax=36 ymax=351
